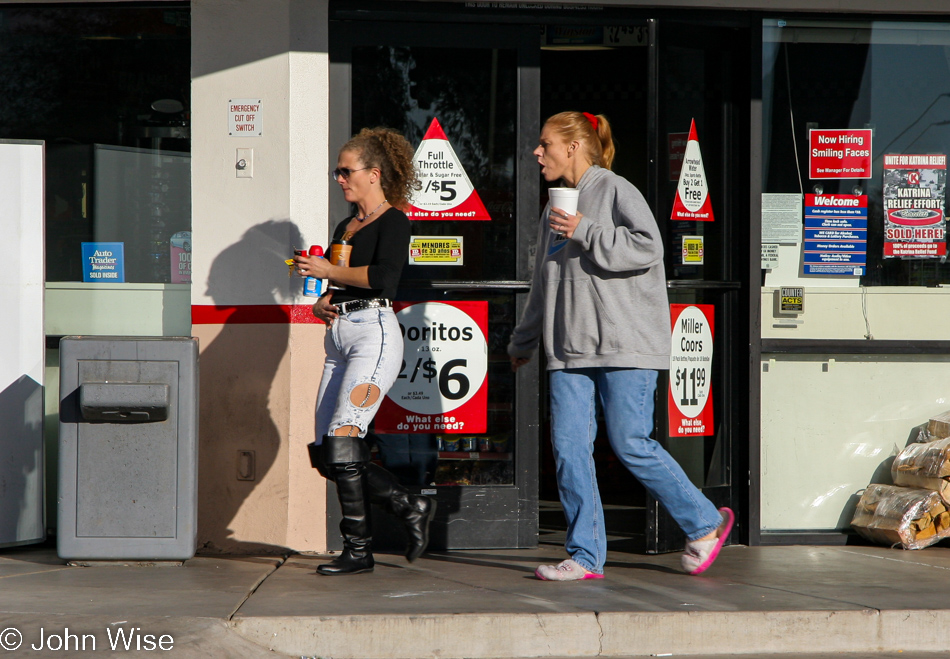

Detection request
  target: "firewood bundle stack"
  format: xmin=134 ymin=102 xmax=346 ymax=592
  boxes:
xmin=851 ymin=484 xmax=950 ymax=549
xmin=851 ymin=411 xmax=950 ymax=550
xmin=891 ymin=437 xmax=950 ymax=501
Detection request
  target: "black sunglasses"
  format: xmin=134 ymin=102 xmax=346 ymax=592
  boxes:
xmin=330 ymin=166 xmax=370 ymax=180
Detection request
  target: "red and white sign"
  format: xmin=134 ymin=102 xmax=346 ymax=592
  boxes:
xmin=375 ymin=301 xmax=488 ymax=434
xmin=406 ymin=118 xmax=491 ymax=221
xmin=808 ymin=129 xmax=872 ymax=179
xmin=671 ymin=120 xmax=714 ymax=222
xmin=668 ymin=304 xmax=714 ymax=438
xmin=883 ymin=153 xmax=947 ymax=258
xmin=228 ymin=98 xmax=262 ymax=136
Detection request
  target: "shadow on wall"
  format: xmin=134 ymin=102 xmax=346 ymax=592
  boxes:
xmin=0 ymin=375 xmax=45 ymax=547
xmin=198 ymin=219 xmax=303 ymax=554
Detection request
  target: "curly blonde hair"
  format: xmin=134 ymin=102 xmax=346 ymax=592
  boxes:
xmin=342 ymin=127 xmax=420 ymax=209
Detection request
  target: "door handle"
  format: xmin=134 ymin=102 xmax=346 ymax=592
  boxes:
xmin=430 ymin=280 xmax=531 ymax=291
xmin=667 ymin=280 xmax=742 ymax=290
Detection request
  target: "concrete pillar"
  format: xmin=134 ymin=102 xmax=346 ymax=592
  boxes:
xmin=191 ymin=0 xmax=330 ymax=553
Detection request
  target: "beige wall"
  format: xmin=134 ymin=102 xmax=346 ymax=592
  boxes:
xmin=760 ymin=354 xmax=950 ymax=531
xmin=759 ymin=285 xmax=950 ymax=532
xmin=191 ymin=0 xmax=331 ymax=553
xmin=761 ymin=287 xmax=950 ymax=340
xmin=193 ymin=322 xmax=327 ymax=552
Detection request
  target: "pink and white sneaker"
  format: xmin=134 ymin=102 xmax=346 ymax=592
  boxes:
xmin=535 ymin=559 xmax=604 ymax=581
xmin=682 ymin=507 xmax=735 ymax=576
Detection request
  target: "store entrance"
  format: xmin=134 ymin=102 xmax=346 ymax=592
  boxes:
xmin=537 ymin=27 xmax=653 ymax=551
xmin=329 ymin=20 xmax=542 ymax=550
xmin=540 ymin=19 xmax=750 ymax=554
xmin=329 ymin=6 xmax=751 ymax=552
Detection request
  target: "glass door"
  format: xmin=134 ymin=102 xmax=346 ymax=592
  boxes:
xmin=648 ymin=18 xmax=751 ymax=553
xmin=537 ymin=20 xmax=653 ymax=552
xmin=329 ymin=20 xmax=541 ymax=549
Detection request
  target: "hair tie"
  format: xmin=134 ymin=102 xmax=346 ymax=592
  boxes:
xmin=583 ymin=112 xmax=599 ymax=131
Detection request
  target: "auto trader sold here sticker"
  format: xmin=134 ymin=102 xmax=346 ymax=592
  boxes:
xmin=668 ymin=304 xmax=714 ymax=438
xmin=406 ymin=118 xmax=491 ymax=221
xmin=671 ymin=119 xmax=714 ymax=222
xmin=375 ymin=301 xmax=488 ymax=434
xmin=883 ymin=154 xmax=947 ymax=259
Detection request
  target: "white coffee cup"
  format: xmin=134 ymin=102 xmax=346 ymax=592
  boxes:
xmin=548 ymin=187 xmax=579 ymax=217
xmin=548 ymin=187 xmax=579 ymax=235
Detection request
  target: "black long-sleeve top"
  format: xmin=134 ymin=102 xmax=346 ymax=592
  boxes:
xmin=330 ymin=207 xmax=410 ymax=303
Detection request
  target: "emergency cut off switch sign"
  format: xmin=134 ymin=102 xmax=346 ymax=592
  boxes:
xmin=236 ymin=148 xmax=253 ymax=178
xmin=228 ymin=98 xmax=262 ymax=136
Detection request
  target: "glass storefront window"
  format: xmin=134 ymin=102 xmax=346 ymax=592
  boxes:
xmin=0 ymin=5 xmax=191 ymax=284
xmin=761 ymin=19 xmax=950 ymax=535
xmin=352 ymin=45 xmax=518 ymax=284
xmin=352 ymin=46 xmax=517 ymax=486
xmin=763 ymin=20 xmax=950 ymax=286
xmin=350 ymin=44 xmax=519 ymax=489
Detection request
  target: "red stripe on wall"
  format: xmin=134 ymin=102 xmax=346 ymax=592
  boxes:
xmin=191 ymin=305 xmax=324 ymax=325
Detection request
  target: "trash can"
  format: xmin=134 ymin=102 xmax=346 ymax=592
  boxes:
xmin=57 ymin=336 xmax=198 ymax=561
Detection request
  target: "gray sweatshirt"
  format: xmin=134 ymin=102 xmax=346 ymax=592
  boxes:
xmin=508 ymin=166 xmax=671 ymax=371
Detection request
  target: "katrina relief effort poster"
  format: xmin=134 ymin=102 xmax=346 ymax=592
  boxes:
xmin=883 ymin=154 xmax=947 ymax=259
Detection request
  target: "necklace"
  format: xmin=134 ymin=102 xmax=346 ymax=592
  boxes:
xmin=355 ymin=200 xmax=388 ymax=223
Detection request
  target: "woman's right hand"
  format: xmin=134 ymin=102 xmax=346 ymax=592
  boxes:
xmin=312 ymin=292 xmax=339 ymax=326
xmin=510 ymin=356 xmax=531 ymax=372
xmin=549 ymin=207 xmax=582 ymax=239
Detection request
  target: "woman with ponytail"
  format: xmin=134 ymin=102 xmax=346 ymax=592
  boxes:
xmin=294 ymin=127 xmax=435 ymax=575
xmin=508 ymin=111 xmax=733 ymax=581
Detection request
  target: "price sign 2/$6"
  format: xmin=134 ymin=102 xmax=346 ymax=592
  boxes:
xmin=376 ymin=301 xmax=488 ymax=434
xmin=668 ymin=304 xmax=714 ymax=437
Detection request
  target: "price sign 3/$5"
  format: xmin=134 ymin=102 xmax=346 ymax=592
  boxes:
xmin=375 ymin=301 xmax=488 ymax=434
xmin=668 ymin=304 xmax=714 ymax=437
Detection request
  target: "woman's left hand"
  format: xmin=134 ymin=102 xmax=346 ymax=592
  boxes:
xmin=294 ymin=253 xmax=332 ymax=279
xmin=549 ymin=207 xmax=582 ymax=239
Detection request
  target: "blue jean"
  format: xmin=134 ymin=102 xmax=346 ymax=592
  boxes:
xmin=549 ymin=367 xmax=721 ymax=573
xmin=373 ymin=433 xmax=439 ymax=486
xmin=314 ymin=307 xmax=403 ymax=440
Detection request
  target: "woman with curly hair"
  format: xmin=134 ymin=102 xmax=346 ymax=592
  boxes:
xmin=295 ymin=127 xmax=435 ymax=575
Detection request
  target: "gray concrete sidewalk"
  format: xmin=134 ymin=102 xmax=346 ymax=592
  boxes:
xmin=2 ymin=540 xmax=950 ymax=658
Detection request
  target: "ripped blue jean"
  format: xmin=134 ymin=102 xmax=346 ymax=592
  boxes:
xmin=549 ymin=367 xmax=722 ymax=574
xmin=314 ymin=307 xmax=403 ymax=440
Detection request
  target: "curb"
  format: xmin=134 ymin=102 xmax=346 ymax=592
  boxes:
xmin=231 ymin=609 xmax=950 ymax=658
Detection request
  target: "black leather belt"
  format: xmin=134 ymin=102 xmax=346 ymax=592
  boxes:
xmin=336 ymin=298 xmax=392 ymax=314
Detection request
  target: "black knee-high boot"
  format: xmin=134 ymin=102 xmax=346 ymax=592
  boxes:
xmin=308 ymin=436 xmax=437 ymax=563
xmin=316 ymin=435 xmax=374 ymax=575
xmin=365 ymin=460 xmax=437 ymax=562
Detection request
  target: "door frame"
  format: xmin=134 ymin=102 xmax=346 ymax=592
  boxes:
xmin=328 ymin=19 xmax=542 ymax=549
xmin=645 ymin=16 xmax=753 ymax=553
xmin=328 ymin=4 xmax=756 ymax=552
